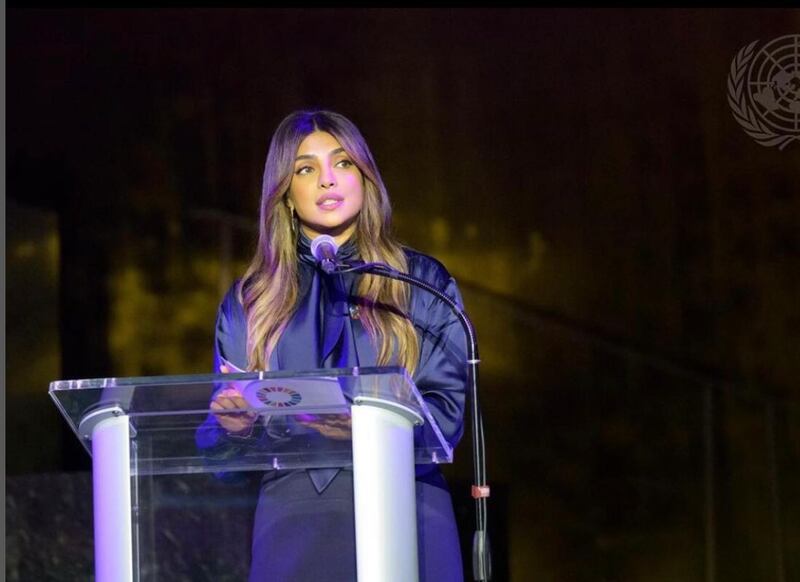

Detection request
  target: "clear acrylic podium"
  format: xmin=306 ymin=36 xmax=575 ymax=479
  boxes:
xmin=49 ymin=366 xmax=453 ymax=582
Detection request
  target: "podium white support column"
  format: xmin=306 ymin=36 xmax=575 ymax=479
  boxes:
xmin=88 ymin=410 xmax=134 ymax=582
xmin=351 ymin=398 xmax=422 ymax=582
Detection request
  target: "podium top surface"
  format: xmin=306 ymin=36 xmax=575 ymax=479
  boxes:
xmin=49 ymin=366 xmax=453 ymax=475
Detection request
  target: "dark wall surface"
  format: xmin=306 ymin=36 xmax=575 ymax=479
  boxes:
xmin=7 ymin=8 xmax=800 ymax=581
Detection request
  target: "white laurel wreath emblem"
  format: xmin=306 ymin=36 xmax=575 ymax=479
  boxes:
xmin=727 ymin=38 xmax=799 ymax=150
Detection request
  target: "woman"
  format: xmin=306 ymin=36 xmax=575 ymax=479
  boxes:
xmin=200 ymin=110 xmax=467 ymax=581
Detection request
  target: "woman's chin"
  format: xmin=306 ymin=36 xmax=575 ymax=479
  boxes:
xmin=302 ymin=219 xmax=358 ymax=242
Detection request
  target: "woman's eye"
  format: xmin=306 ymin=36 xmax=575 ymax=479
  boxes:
xmin=295 ymin=165 xmax=313 ymax=176
xmin=336 ymin=159 xmax=353 ymax=168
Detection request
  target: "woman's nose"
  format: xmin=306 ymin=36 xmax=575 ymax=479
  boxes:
xmin=318 ymin=165 xmax=336 ymax=189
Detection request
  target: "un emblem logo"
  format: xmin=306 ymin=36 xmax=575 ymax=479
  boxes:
xmin=727 ymin=34 xmax=800 ymax=150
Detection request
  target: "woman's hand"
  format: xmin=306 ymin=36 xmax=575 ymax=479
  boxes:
xmin=210 ymin=364 xmax=258 ymax=436
xmin=296 ymin=413 xmax=352 ymax=440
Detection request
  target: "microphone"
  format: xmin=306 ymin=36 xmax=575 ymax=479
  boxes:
xmin=310 ymin=234 xmax=339 ymax=274
xmin=329 ymin=258 xmax=492 ymax=581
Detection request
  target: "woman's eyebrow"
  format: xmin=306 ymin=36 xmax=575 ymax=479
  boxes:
xmin=295 ymin=147 xmax=346 ymax=161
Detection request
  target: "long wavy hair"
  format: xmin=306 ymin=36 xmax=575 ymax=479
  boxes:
xmin=238 ymin=110 xmax=420 ymax=373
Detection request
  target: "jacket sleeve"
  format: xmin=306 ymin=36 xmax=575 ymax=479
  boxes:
xmin=195 ymin=285 xmax=267 ymax=478
xmin=410 ymin=261 xmax=468 ymax=451
xmin=212 ymin=284 xmax=249 ymax=374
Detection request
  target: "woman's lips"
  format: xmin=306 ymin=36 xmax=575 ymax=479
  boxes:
xmin=317 ymin=194 xmax=344 ymax=210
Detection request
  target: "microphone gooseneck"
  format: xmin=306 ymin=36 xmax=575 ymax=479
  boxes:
xmin=310 ymin=234 xmax=339 ymax=274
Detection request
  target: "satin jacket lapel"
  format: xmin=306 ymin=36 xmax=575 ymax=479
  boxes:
xmin=321 ymin=274 xmax=348 ymax=364
xmin=269 ymin=339 xmax=280 ymax=371
xmin=276 ymin=268 xmax=323 ymax=371
xmin=350 ymin=315 xmax=378 ymax=367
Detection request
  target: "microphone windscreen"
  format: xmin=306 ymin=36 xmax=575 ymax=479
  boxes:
xmin=310 ymin=234 xmax=338 ymax=261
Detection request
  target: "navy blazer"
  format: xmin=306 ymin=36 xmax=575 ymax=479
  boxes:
xmin=198 ymin=240 xmax=467 ymax=488
xmin=195 ymin=240 xmax=468 ymax=580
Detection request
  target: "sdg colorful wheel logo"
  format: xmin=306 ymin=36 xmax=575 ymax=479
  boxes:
xmin=255 ymin=385 xmax=303 ymax=408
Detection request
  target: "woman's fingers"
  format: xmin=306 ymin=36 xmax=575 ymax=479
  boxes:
xmin=213 ymin=389 xmax=256 ymax=420
xmin=315 ymin=424 xmax=351 ymax=440
xmin=214 ymin=396 xmax=240 ymax=410
xmin=297 ymin=414 xmax=352 ymax=440
xmin=216 ymin=396 xmax=248 ymax=410
xmin=211 ymin=366 xmax=257 ymax=434
xmin=214 ymin=388 xmax=248 ymax=408
xmin=211 ymin=395 xmax=257 ymax=433
xmin=330 ymin=414 xmax=351 ymax=426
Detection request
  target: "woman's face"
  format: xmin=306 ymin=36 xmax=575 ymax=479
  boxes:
xmin=287 ymin=130 xmax=364 ymax=245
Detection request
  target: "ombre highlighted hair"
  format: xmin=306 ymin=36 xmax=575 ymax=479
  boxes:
xmin=238 ymin=110 xmax=420 ymax=373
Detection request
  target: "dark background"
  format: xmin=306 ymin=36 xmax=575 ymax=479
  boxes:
xmin=7 ymin=8 xmax=800 ymax=581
